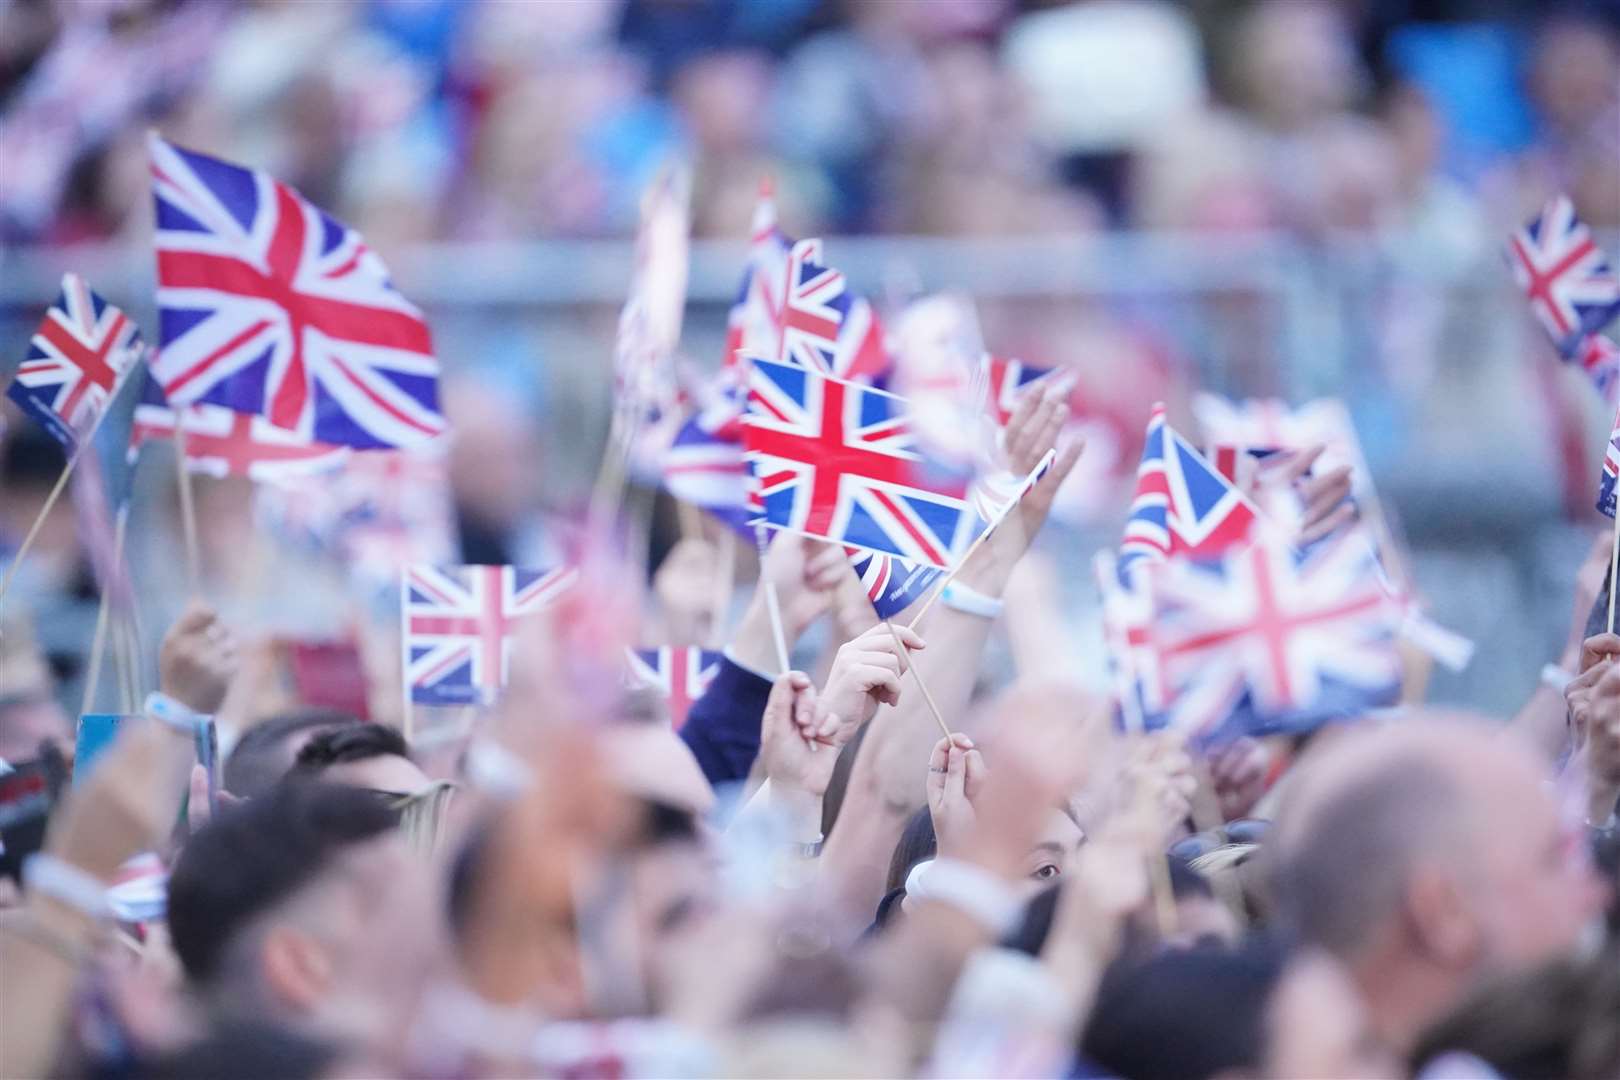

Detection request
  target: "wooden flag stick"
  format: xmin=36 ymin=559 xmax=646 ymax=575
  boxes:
xmin=752 ymin=524 xmax=791 ymax=674
xmin=116 ymin=612 xmax=139 ymax=714
xmin=0 ymin=447 xmax=83 ymax=608
xmin=174 ymin=426 xmax=201 ymax=594
xmin=79 ymin=507 xmax=131 ymax=716
xmin=884 ymin=619 xmax=950 ymax=741
xmin=905 ymin=524 xmax=996 ymax=631
xmin=399 ymin=570 xmax=415 ymax=745
xmin=1607 ymin=508 xmax=1620 ymax=634
xmin=586 ymin=407 xmax=633 ymax=535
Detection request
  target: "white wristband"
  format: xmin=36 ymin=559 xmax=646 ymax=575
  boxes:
xmin=143 ymin=691 xmax=205 ymax=736
xmin=24 ymin=854 xmax=114 ymax=921
xmin=904 ymin=857 xmax=1022 ymax=935
xmin=941 ymin=581 xmax=1004 ymax=620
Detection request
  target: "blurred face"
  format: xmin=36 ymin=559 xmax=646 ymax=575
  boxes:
xmin=0 ymin=696 xmax=72 ymax=763
xmin=1464 ymin=755 xmax=1605 ymax=968
xmin=1264 ymin=951 xmax=1397 ymax=1079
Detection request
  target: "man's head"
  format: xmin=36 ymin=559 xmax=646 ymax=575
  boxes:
xmin=224 ymin=710 xmax=362 ymax=798
xmin=292 ymin=722 xmax=430 ymax=795
xmin=166 ymin=781 xmax=444 ymax=1044
xmin=1269 ymin=715 xmax=1605 ymax=1052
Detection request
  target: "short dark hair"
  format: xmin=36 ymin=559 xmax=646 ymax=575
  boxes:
xmin=167 ymin=780 xmax=399 ymax=986
xmin=131 ymin=1018 xmax=340 ymax=1080
xmin=1081 ymin=941 xmax=1287 ymax=1080
xmin=292 ymin=723 xmax=411 ymax=776
xmin=224 ymin=709 xmax=362 ymax=797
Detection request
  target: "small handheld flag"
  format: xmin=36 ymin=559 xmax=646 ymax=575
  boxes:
xmin=626 ymin=647 xmax=721 ymax=731
xmin=1506 ymin=194 xmax=1620 ymax=360
xmin=7 ymin=273 xmax=142 ymax=452
xmin=402 ymin=564 xmax=577 ymax=706
xmin=149 ymin=135 xmax=444 ymax=449
xmin=743 ymin=358 xmax=972 ymax=568
xmin=129 ymin=371 xmax=350 ymax=482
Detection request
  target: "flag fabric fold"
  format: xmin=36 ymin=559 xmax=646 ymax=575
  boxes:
xmin=1505 ymin=194 xmax=1620 ymax=360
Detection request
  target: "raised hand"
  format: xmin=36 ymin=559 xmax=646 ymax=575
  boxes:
xmin=158 ymin=603 xmax=239 ymax=714
xmin=926 ymin=733 xmax=986 ymax=861
xmin=820 ymin=621 xmax=925 ymax=731
xmin=760 ymin=672 xmax=856 ymax=801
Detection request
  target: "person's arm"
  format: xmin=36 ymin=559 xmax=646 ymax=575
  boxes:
xmin=1516 ymin=534 xmax=1610 ymax=761
xmin=677 ymin=534 xmax=846 ymax=787
xmin=822 ymin=388 xmax=1082 ymax=922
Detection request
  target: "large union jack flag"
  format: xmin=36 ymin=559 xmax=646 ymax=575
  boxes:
xmin=1154 ymin=535 xmax=1402 ymax=725
xmin=1119 ymin=404 xmax=1261 ymax=574
xmin=1575 ymin=333 xmax=1620 ymax=406
xmin=744 ymin=359 xmax=972 ymax=567
xmin=148 ymin=135 xmax=444 ymax=449
xmin=626 ymin=647 xmax=721 ymax=731
xmin=777 ymin=239 xmax=889 ymax=382
xmin=129 ymin=371 xmax=349 ymax=483
xmin=1506 ymin=195 xmax=1620 ymax=359
xmin=7 ymin=273 xmax=142 ymax=451
xmin=403 ymin=564 xmax=577 ymax=706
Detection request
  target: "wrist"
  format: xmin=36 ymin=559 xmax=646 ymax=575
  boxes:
xmin=1587 ymin=782 xmax=1620 ymax=827
xmin=729 ymin=598 xmax=781 ymax=676
xmin=766 ymin=779 xmax=826 ymax=842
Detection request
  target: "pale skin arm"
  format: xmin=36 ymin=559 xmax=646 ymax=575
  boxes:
xmin=821 ymin=386 xmax=1082 ymax=925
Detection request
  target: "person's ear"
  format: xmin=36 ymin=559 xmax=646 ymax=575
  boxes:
xmin=1404 ymin=867 xmax=1479 ymax=968
xmin=259 ymin=926 xmax=333 ymax=1011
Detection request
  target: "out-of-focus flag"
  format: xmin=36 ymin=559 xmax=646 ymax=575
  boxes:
xmin=403 ymin=564 xmax=577 ymax=706
xmin=1598 ymin=401 xmax=1620 ymax=519
xmin=625 ymin=647 xmax=721 ymax=731
xmin=1575 ymin=333 xmax=1620 ymax=406
xmin=7 ymin=273 xmax=142 ymax=452
xmin=1152 ymin=533 xmax=1403 ymax=736
xmin=1094 ymin=551 xmax=1168 ymax=731
xmin=982 ymin=354 xmax=1057 ymax=427
xmin=1119 ymin=404 xmax=1261 ymax=575
xmin=1192 ymin=393 xmax=1371 ymax=491
xmin=128 ymin=370 xmax=350 ymax=482
xmin=776 ymin=239 xmax=890 ymax=382
xmin=743 ymin=358 xmax=972 ymax=567
xmin=614 ymin=163 xmax=691 ymax=462
xmin=259 ymin=442 xmax=457 ymax=585
xmin=149 ymin=135 xmax=444 ymax=449
xmin=723 ymin=178 xmax=791 ymax=369
xmin=661 ymin=373 xmax=752 ymax=533
xmin=1505 ymin=194 xmax=1620 ymax=360
xmin=889 ymin=294 xmax=986 ymax=473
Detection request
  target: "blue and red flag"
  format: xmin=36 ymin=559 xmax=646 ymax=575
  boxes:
xmin=743 ymin=358 xmax=972 ymax=568
xmin=776 ymin=238 xmax=889 ymax=382
xmin=1506 ymin=194 xmax=1620 ymax=360
xmin=402 ymin=564 xmax=577 ymax=706
xmin=7 ymin=272 xmax=142 ymax=451
xmin=1119 ymin=404 xmax=1261 ymax=575
xmin=1599 ymin=400 xmax=1620 ymax=519
xmin=626 ymin=647 xmax=721 ymax=731
xmin=148 ymin=134 xmax=444 ymax=450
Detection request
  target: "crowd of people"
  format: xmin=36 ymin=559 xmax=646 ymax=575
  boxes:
xmin=4 ymin=2 xmax=1620 ymax=1079
xmin=2 ymin=382 xmax=1619 ymax=1079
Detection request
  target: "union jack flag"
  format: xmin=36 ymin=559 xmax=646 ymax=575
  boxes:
xmin=662 ymin=372 xmax=752 ymax=533
xmin=1575 ymin=333 xmax=1620 ymax=406
xmin=983 ymin=354 xmax=1054 ymax=427
xmin=1599 ymin=401 xmax=1620 ymax=518
xmin=7 ymin=273 xmax=142 ymax=451
xmin=723 ymin=178 xmax=791 ymax=368
xmin=776 ymin=239 xmax=890 ymax=382
xmin=1154 ymin=534 xmax=1402 ymax=726
xmin=129 ymin=371 xmax=349 ymax=483
xmin=1506 ymin=195 xmax=1620 ymax=359
xmin=850 ymin=550 xmax=941 ymax=619
xmin=148 ymin=135 xmax=445 ymax=449
xmin=626 ymin=647 xmax=721 ymax=731
xmin=1192 ymin=394 xmax=1365 ymax=487
xmin=744 ymin=358 xmax=972 ymax=568
xmin=1094 ymin=552 xmax=1168 ymax=731
xmin=1119 ymin=404 xmax=1261 ymax=574
xmin=403 ymin=564 xmax=578 ymax=706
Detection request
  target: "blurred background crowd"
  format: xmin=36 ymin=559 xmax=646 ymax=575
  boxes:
xmin=2 ymin=0 xmax=1619 ymax=715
